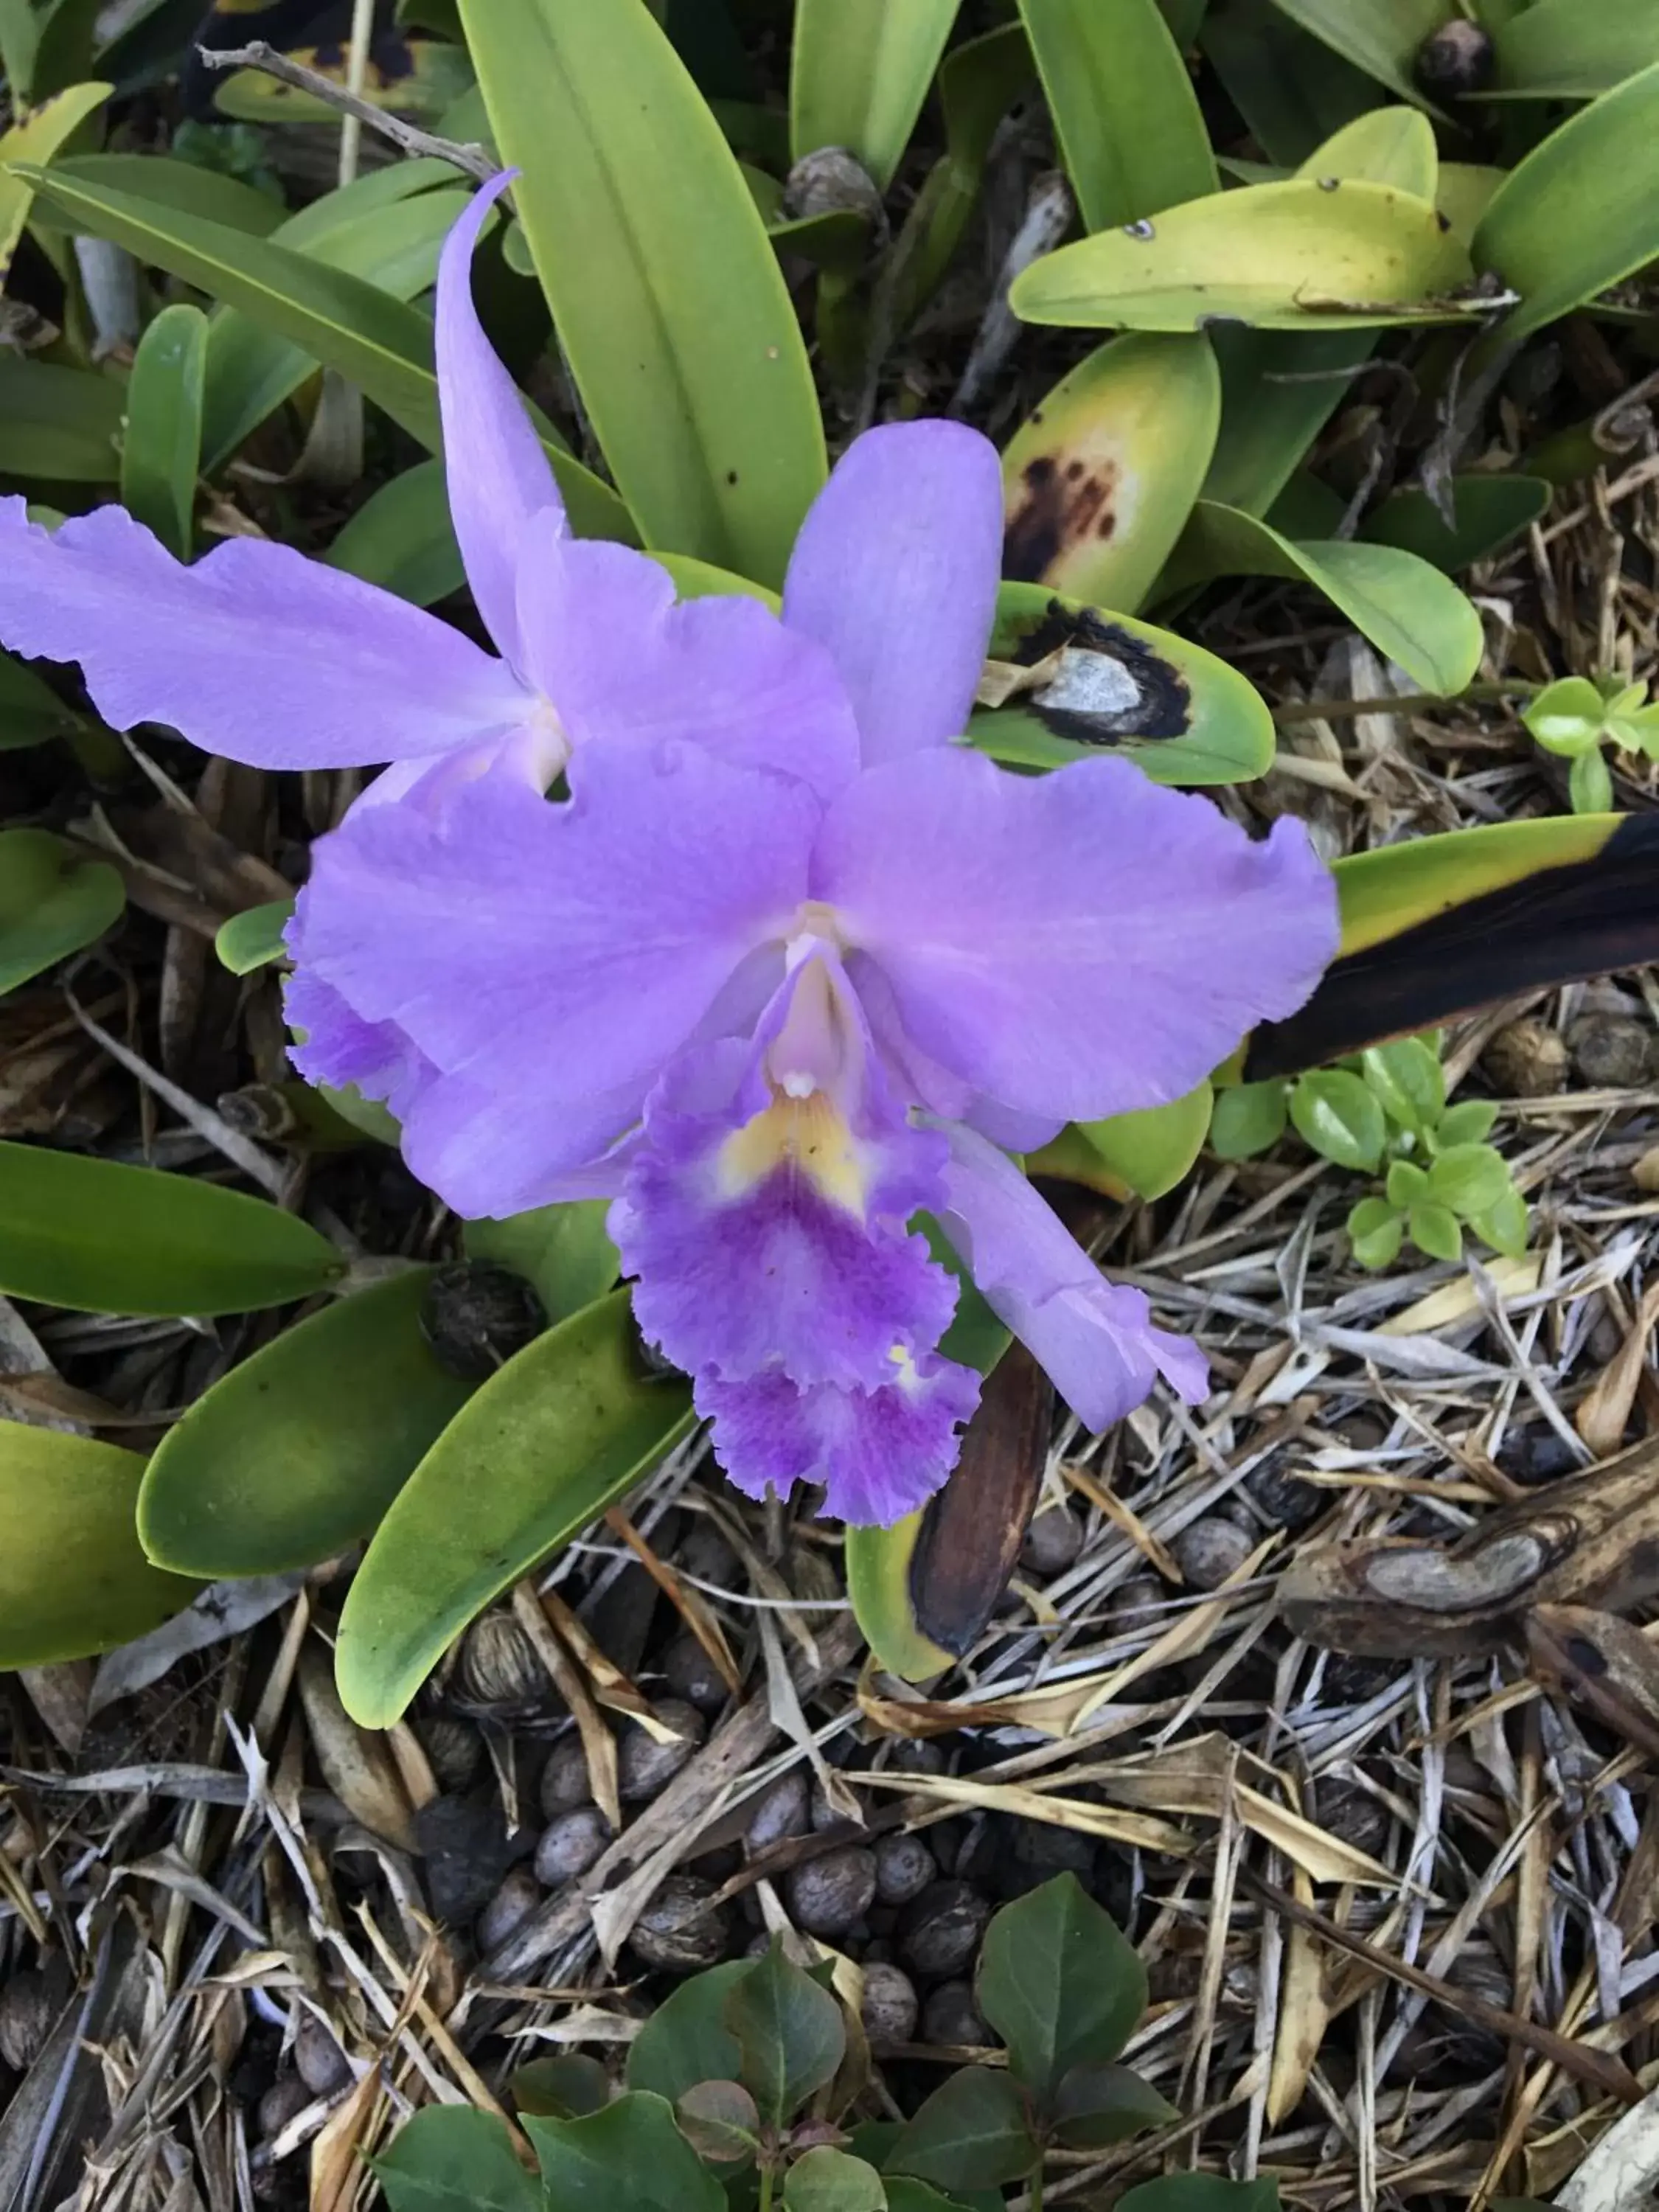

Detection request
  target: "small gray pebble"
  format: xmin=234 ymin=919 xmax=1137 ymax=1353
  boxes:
xmin=1105 ymin=1572 xmax=1169 ymax=1630
xmin=860 ymin=1961 xmax=919 ymax=2045
xmin=900 ymin=1881 xmax=990 ymax=1980
xmin=1569 ymin=1012 xmax=1657 ymax=1090
xmin=661 ymin=1630 xmax=730 ymax=1714
xmin=257 ymin=2074 xmax=313 ymax=2140
xmin=294 ymin=2015 xmax=352 ymax=2097
xmin=1172 ymin=1516 xmax=1253 ymax=1591
xmin=535 ymin=1805 xmax=614 ymax=1886
xmin=745 ymin=1770 xmax=811 ymax=1856
xmin=0 ymin=1972 xmax=54 ymax=2073
xmin=874 ymin=1832 xmax=936 ymax=1906
xmin=416 ymin=1714 xmax=482 ymax=1792
xmin=627 ymin=1876 xmax=731 ymax=1974
xmin=1020 ymin=1504 xmax=1084 ymax=1576
xmin=888 ymin=1739 xmax=946 ymax=1776
xmin=678 ymin=1524 xmax=740 ymax=1587
xmin=785 ymin=1845 xmax=878 ymax=1936
xmin=810 ymin=1773 xmax=866 ymax=1832
xmin=921 ymin=1978 xmax=987 ymax=2047
xmin=1008 ymin=1818 xmax=1094 ymax=1880
xmin=476 ymin=1866 xmax=543 ymax=1952
xmin=619 ymin=1700 xmax=706 ymax=1803
xmin=539 ymin=1737 xmax=595 ymax=1819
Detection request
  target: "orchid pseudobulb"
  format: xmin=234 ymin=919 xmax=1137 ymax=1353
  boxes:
xmin=0 ymin=176 xmax=1340 ymax=1525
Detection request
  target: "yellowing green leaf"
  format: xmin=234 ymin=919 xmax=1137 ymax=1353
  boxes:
xmin=0 ymin=77 xmax=108 ymax=282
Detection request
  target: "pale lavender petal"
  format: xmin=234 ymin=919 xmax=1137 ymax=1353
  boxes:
xmin=436 ymin=170 xmax=563 ymax=668
xmin=853 ymin=961 xmax=1065 ymax=1152
xmin=698 ymin=1358 xmax=980 ymax=1526
xmin=612 ymin=954 xmax=954 ymax=1393
xmin=297 ymin=740 xmax=816 ymax=1116
xmin=284 ymin=965 xmax=437 ymax=1123
xmin=818 ymin=747 xmax=1339 ymax=1121
xmin=401 ymin=1071 xmax=645 ymax=1217
xmin=0 ymin=498 xmax=531 ymax=770
xmin=937 ymin=1119 xmax=1208 ymax=1431
xmin=515 ymin=513 xmax=860 ymax=801
xmin=782 ymin=420 xmax=1004 ymax=765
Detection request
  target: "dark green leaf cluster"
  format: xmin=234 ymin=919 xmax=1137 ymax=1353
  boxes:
xmin=1212 ymin=1036 xmax=1527 ymax=1271
xmin=373 ymin=1876 xmax=1278 ymax=2211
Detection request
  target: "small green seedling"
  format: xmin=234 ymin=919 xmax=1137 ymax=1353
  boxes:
xmin=1523 ymin=673 xmax=1659 ymax=813
xmin=1211 ymin=1036 xmax=1527 ymax=1271
xmin=372 ymin=1873 xmax=1280 ymax=2211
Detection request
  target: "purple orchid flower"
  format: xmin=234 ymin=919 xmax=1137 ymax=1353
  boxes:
xmin=0 ymin=173 xmax=1340 ymax=1526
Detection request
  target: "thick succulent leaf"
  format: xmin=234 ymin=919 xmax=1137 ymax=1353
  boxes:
xmin=18 ymin=161 xmax=632 ymax=539
xmin=1199 ymin=0 xmax=1386 ymax=167
xmin=0 ymin=1142 xmax=344 ymax=1315
xmin=1164 ymin=502 xmax=1484 ymax=695
xmin=335 ymin=1289 xmax=692 ymax=1727
xmin=1001 ymin=333 xmax=1219 ymax=613
xmin=790 ymin=0 xmax=959 ymax=191
xmin=1018 ymin=0 xmax=1216 ymax=231
xmin=0 ymin=352 xmax=123 ymax=478
xmin=978 ymin=582 xmax=1275 ymax=785
xmin=0 ymin=78 xmax=109 ymax=282
xmin=137 ymin=1270 xmax=476 ymax=1578
xmin=1475 ymin=60 xmax=1659 ymax=342
xmin=460 ymin=0 xmax=824 ymax=585
xmin=120 ymin=301 xmax=205 ymax=558
xmin=1494 ymin=0 xmax=1659 ymax=97
xmin=1360 ymin=473 xmax=1551 ymax=572
xmin=0 ymin=1422 xmax=199 ymax=1667
xmin=1245 ymin=814 xmax=1659 ymax=1079
xmin=0 ymin=828 xmax=123 ymax=994
xmin=1012 ymin=176 xmax=1475 ymax=333
xmin=1265 ymin=0 xmax=1450 ymax=106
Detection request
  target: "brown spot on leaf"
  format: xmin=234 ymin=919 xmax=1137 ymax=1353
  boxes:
xmin=1004 ymin=455 xmax=1119 ymax=583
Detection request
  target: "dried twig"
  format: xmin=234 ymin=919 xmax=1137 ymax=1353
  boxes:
xmin=195 ymin=42 xmax=499 ymax=183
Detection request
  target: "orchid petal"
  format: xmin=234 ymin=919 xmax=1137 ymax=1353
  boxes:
xmin=515 ymin=516 xmax=861 ymax=800
xmin=0 ymin=498 xmax=531 ymax=771
xmin=613 ymin=956 xmax=954 ymax=1394
xmin=698 ymin=1358 xmax=979 ymax=1526
xmin=436 ymin=170 xmax=564 ymax=669
xmin=297 ymin=741 xmax=815 ymax=1122
xmin=937 ymin=1120 xmax=1208 ymax=1431
xmin=818 ymin=747 xmax=1338 ymax=1121
xmin=400 ymin=1071 xmax=646 ymax=1218
xmin=283 ymin=965 xmax=438 ymax=1123
xmin=782 ymin=420 xmax=1004 ymax=765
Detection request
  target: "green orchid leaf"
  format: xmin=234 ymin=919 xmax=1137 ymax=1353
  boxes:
xmin=888 ymin=2067 xmax=1037 ymax=2193
xmin=120 ymin=301 xmax=206 ymax=559
xmin=1436 ymin=161 xmax=1504 ymax=249
xmin=1493 ymin=0 xmax=1659 ymax=97
xmin=978 ymin=1872 xmax=1147 ymax=2100
xmin=1199 ymin=0 xmax=1374 ymax=169
xmin=0 ymin=1141 xmax=344 ymax=1315
xmin=0 ymin=78 xmax=109 ymax=284
xmin=1245 ymin=814 xmax=1659 ymax=1080
xmin=1299 ymin=104 xmax=1437 ymax=195
xmin=525 ymin=2092 xmax=724 ymax=2212
xmin=1002 ymin=332 xmax=1220 ymax=613
xmin=1209 ymin=1079 xmax=1290 ymax=1159
xmin=211 ymin=34 xmax=472 ymax=123
xmin=215 ymin=900 xmax=293 ymax=976
xmin=1164 ymin=502 xmax=1484 ymax=695
xmin=790 ymin=0 xmax=959 ymax=191
xmin=1265 ymin=0 xmax=1450 ymax=108
xmin=335 ymin=1288 xmax=692 ymax=1727
xmin=41 ymin=151 xmax=288 ymax=237
xmin=0 ymin=1422 xmax=199 ymax=1667
xmin=201 ymin=171 xmax=471 ymax=473
xmin=1038 ymin=1082 xmax=1214 ymax=1200
xmin=461 ymin=0 xmax=824 ymax=586
xmin=783 ymin=2148 xmax=887 ymax=2212
xmin=1360 ymin=473 xmax=1551 ymax=574
xmin=1360 ymin=1037 xmax=1444 ymax=1131
xmin=1348 ymin=1195 xmax=1405 ymax=1270
xmin=327 ymin=459 xmax=465 ymax=607
xmin=1018 ymin=0 xmax=1216 ymax=232
xmin=464 ymin=1201 xmax=619 ymax=1324
xmin=136 ymin=1269 xmax=475 ymax=1578
xmin=1011 ymin=177 xmax=1475 ymax=334
xmin=1570 ymin=745 xmax=1615 ymax=814
xmin=725 ymin=1942 xmax=846 ymax=2129
xmin=0 ymin=352 xmax=122 ymax=479
xmin=981 ymin=582 xmax=1276 ymax=785
xmin=626 ymin=1961 xmax=748 ymax=2102
xmin=1425 ymin=1142 xmax=1512 ymax=1218
xmin=886 ymin=21 xmax=1036 ymax=332
xmin=1290 ymin=1068 xmax=1387 ymax=1170
xmin=0 ymin=828 xmax=123 ymax=995
xmin=18 ymin=161 xmax=631 ymax=540
xmin=1407 ymin=1199 xmax=1463 ymax=1262
xmin=844 ymin=1507 xmax=959 ymax=1683
xmin=375 ymin=2107 xmax=542 ymax=2212
xmin=1475 ymin=60 xmax=1659 ymax=342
